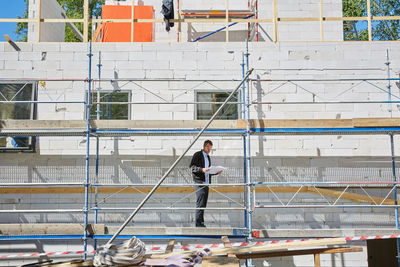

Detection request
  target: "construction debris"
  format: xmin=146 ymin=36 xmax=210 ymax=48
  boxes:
xmin=93 ymin=237 xmax=146 ymax=266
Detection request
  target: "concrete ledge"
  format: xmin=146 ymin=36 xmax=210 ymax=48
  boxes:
xmin=106 ymin=226 xmax=245 ymax=236
xmin=0 ymin=224 xmax=105 ymax=235
xmin=2 ymin=118 xmax=400 ymax=136
xmin=0 ymin=120 xmax=239 ymax=130
xmin=0 ymin=225 xmax=398 ymax=238
xmin=2 ymin=118 xmax=400 ymax=130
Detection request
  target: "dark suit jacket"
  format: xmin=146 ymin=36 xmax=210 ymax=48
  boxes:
xmin=190 ymin=150 xmax=212 ymax=184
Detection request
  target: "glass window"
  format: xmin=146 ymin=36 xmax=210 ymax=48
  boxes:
xmin=89 ymin=91 xmax=130 ymax=120
xmin=196 ymin=91 xmax=239 ymax=120
xmin=0 ymin=82 xmax=36 ymax=152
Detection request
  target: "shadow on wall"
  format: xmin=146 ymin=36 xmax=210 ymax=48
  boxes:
xmin=187 ymin=26 xmax=266 ymax=42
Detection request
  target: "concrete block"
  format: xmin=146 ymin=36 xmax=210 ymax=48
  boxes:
xmin=182 ymin=51 xmax=207 ymax=61
xmin=5 ymin=60 xmax=32 ymax=70
xmin=134 ymin=139 xmax=162 ymax=149
xmin=145 ymin=112 xmax=173 ymax=120
xmin=115 ymin=60 xmax=143 ymax=70
xmin=173 ymin=112 xmax=193 ymax=120
xmin=23 ymin=70 xmax=47 ymax=79
xmin=59 ymin=43 xmax=87 ymax=52
xmin=319 ymin=148 xmax=354 ymax=156
xmin=62 ymin=69 xmax=86 ymax=79
xmin=207 ymin=51 xmax=235 ymax=61
xmin=170 ymin=60 xmax=197 ymax=70
xmin=101 ymin=52 xmax=130 ymax=61
xmin=159 ymin=104 xmax=187 ymax=112
xmin=0 ymin=69 xmax=24 ymax=78
xmin=129 ymin=51 xmax=156 ymax=61
xmin=60 ymin=60 xmax=88 ymax=70
xmin=41 ymin=51 xmax=72 ymax=61
xmin=141 ymin=43 xmax=171 ymax=52
xmin=116 ymin=70 xmax=146 ymax=79
xmin=156 ymin=51 xmax=183 ymax=61
xmin=143 ymin=60 xmax=170 ymax=70
xmin=169 ymin=43 xmax=197 ymax=52
xmin=5 ymin=43 xmax=32 ymax=53
xmin=145 ymin=70 xmax=173 ymax=79
xmin=33 ymin=43 xmax=60 ymax=52
xmin=92 ymin=43 xmax=116 ymax=52
xmin=114 ymin=43 xmax=142 ymax=52
xmin=197 ymin=60 xmax=224 ymax=70
xmin=18 ymin=52 xmax=43 ymax=61
xmin=33 ymin=60 xmax=60 ymax=70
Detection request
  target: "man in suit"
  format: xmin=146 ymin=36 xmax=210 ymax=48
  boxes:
xmin=190 ymin=140 xmax=222 ymax=227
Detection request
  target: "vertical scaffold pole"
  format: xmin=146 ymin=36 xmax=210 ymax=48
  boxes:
xmin=386 ymin=50 xmax=392 ymax=112
xmin=94 ymin=51 xmax=102 ymax=250
xmin=83 ymin=41 xmax=93 ymax=258
xmin=255 ymin=0 xmax=259 ymax=42
xmin=245 ymin=39 xmax=253 ymax=267
xmin=390 ymin=133 xmax=400 ymax=267
xmin=241 ymin=52 xmax=247 ymax=229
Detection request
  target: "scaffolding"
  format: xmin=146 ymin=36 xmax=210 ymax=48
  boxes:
xmin=2 ymin=43 xmax=400 ymax=263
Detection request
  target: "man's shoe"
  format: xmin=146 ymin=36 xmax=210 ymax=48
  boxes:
xmin=196 ymin=224 xmax=206 ymax=227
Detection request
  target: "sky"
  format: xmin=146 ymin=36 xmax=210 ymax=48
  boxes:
xmin=0 ymin=0 xmax=26 ymax=42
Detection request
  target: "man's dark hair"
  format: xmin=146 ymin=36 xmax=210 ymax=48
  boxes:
xmin=203 ymin=140 xmax=213 ymax=147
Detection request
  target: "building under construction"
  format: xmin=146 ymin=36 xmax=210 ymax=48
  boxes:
xmin=1 ymin=0 xmax=400 ymax=266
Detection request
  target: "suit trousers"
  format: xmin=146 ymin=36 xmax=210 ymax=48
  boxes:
xmin=195 ymin=184 xmax=209 ymax=226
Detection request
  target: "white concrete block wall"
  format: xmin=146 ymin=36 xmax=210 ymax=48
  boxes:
xmin=1 ymin=41 xmax=400 ymax=157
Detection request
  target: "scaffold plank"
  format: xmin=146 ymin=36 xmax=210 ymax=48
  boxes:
xmin=235 ymin=246 xmax=363 ymax=259
xmin=2 ymin=118 xmax=400 ymax=130
xmin=0 ymin=224 xmax=105 ymax=235
xmin=0 ymin=186 xmax=392 ymax=205
xmin=2 ymin=119 xmax=400 ymax=136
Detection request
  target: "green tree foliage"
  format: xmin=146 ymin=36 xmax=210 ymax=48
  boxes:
xmin=15 ymin=0 xmax=104 ymax=42
xmin=343 ymin=0 xmax=400 ymax=40
xmin=371 ymin=0 xmax=400 ymax=40
xmin=15 ymin=0 xmax=29 ymax=41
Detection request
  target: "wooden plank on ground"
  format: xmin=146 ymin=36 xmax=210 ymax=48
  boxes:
xmin=149 ymin=238 xmax=346 ymax=258
xmin=236 ymin=246 xmax=363 ymax=259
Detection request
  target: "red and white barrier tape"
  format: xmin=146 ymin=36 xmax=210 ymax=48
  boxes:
xmin=2 ymin=235 xmax=400 ymax=259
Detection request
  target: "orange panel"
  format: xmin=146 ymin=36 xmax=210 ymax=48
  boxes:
xmin=134 ymin=6 xmax=154 ymax=42
xmin=101 ymin=5 xmax=154 ymax=42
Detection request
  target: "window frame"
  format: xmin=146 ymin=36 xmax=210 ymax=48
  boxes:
xmin=86 ymin=90 xmax=132 ymax=120
xmin=194 ymin=90 xmax=241 ymax=120
xmin=0 ymin=81 xmax=37 ymax=153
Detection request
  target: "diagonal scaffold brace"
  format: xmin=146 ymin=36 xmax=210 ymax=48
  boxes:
xmin=105 ymin=68 xmax=254 ymax=246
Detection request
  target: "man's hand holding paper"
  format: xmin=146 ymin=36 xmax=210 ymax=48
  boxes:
xmin=209 ymin=166 xmax=226 ymax=175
